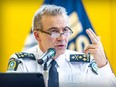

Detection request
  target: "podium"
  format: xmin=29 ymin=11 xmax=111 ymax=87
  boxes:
xmin=0 ymin=73 xmax=45 ymax=87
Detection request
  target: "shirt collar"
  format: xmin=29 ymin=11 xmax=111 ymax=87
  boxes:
xmin=55 ymin=53 xmax=65 ymax=68
xmin=37 ymin=46 xmax=43 ymax=58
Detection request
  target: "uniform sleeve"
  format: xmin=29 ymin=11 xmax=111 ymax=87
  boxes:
xmin=7 ymin=52 xmax=36 ymax=72
xmin=7 ymin=54 xmax=25 ymax=72
xmin=87 ymin=60 xmax=116 ymax=87
xmin=98 ymin=62 xmax=116 ymax=87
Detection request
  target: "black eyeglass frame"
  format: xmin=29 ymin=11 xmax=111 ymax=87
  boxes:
xmin=35 ymin=26 xmax=73 ymax=37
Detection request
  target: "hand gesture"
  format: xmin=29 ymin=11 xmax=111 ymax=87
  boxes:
xmin=84 ymin=28 xmax=107 ymax=68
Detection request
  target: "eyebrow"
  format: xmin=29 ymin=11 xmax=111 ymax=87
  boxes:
xmin=47 ymin=27 xmax=58 ymax=31
xmin=47 ymin=26 xmax=69 ymax=31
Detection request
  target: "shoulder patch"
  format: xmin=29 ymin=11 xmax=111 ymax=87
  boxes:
xmin=90 ymin=60 xmax=98 ymax=75
xmin=70 ymin=54 xmax=90 ymax=63
xmin=15 ymin=52 xmax=36 ymax=60
xmin=7 ymin=58 xmax=21 ymax=71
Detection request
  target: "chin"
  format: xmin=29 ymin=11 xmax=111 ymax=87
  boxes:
xmin=54 ymin=49 xmax=66 ymax=59
xmin=57 ymin=49 xmax=65 ymax=55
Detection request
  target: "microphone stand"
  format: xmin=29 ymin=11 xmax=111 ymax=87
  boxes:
xmin=43 ymin=57 xmax=49 ymax=87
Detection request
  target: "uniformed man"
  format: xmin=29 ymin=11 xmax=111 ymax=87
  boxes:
xmin=7 ymin=5 xmax=116 ymax=87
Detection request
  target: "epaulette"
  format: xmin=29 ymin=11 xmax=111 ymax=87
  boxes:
xmin=7 ymin=58 xmax=21 ymax=71
xmin=70 ymin=54 xmax=90 ymax=63
xmin=15 ymin=52 xmax=36 ymax=60
xmin=89 ymin=59 xmax=98 ymax=75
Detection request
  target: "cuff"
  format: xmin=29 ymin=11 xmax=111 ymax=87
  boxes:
xmin=98 ymin=62 xmax=114 ymax=77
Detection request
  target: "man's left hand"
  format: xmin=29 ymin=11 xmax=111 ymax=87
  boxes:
xmin=84 ymin=28 xmax=107 ymax=68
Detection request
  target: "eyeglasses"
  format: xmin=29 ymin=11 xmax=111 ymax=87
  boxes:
xmin=36 ymin=26 xmax=73 ymax=38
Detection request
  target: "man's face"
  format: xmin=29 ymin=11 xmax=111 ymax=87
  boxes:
xmin=38 ymin=14 xmax=69 ymax=58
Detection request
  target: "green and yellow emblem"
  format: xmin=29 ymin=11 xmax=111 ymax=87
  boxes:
xmin=7 ymin=58 xmax=21 ymax=71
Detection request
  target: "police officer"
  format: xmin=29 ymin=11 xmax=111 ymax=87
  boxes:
xmin=7 ymin=5 xmax=116 ymax=87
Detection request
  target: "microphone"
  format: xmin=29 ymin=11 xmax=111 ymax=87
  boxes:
xmin=37 ymin=48 xmax=56 ymax=65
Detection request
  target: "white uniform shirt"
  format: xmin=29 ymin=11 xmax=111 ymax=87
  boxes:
xmin=7 ymin=45 xmax=116 ymax=87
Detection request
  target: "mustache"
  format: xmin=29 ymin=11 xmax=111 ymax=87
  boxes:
xmin=52 ymin=41 xmax=68 ymax=47
xmin=52 ymin=43 xmax=66 ymax=47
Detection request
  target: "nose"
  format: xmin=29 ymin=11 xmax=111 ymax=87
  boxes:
xmin=57 ymin=33 xmax=65 ymax=40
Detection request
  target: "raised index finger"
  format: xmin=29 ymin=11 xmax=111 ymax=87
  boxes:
xmin=86 ymin=28 xmax=99 ymax=44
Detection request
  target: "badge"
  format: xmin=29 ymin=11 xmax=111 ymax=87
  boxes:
xmin=90 ymin=60 xmax=98 ymax=75
xmin=7 ymin=58 xmax=21 ymax=71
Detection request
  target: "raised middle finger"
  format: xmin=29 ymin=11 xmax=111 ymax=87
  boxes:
xmin=86 ymin=28 xmax=99 ymax=44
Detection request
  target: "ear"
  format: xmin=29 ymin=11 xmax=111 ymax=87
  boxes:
xmin=34 ymin=30 xmax=41 ymax=41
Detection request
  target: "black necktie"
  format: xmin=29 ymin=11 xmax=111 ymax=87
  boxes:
xmin=48 ymin=60 xmax=59 ymax=87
